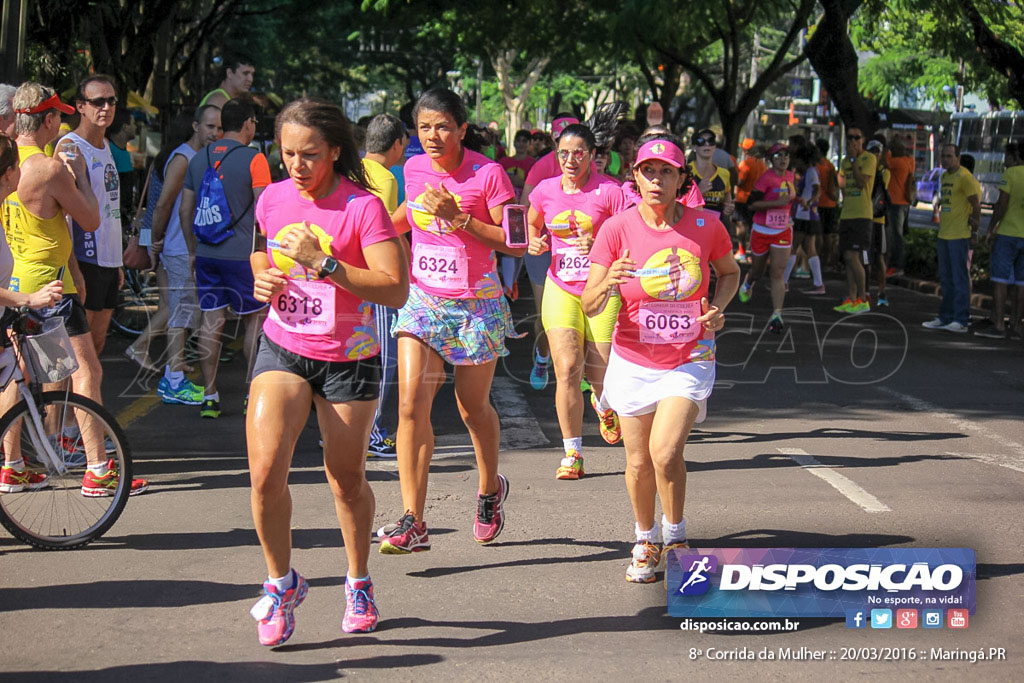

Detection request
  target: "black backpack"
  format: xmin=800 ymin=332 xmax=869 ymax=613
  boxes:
xmin=871 ymin=169 xmax=889 ymax=218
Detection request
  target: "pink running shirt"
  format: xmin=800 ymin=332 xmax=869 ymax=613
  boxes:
xmin=404 ymin=149 xmax=515 ymax=299
xmin=529 ymin=173 xmax=626 ymax=295
xmin=256 ymin=177 xmax=398 ymax=362
xmin=751 ymin=169 xmax=796 ymax=231
xmin=589 ymin=206 xmax=732 ymax=370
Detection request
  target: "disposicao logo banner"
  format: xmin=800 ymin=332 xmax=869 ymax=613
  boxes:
xmin=666 ymin=548 xmax=976 ymax=618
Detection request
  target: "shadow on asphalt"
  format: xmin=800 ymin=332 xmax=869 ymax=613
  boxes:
xmin=0 ymin=527 xmax=459 ymax=554
xmin=687 ymin=426 xmax=963 ymax=444
xmin=685 ymin=452 xmax=966 ymax=472
xmin=2 ymin=655 xmax=444 ymax=681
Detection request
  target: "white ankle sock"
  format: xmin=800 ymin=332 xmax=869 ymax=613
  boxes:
xmin=635 ymin=523 xmax=660 ymax=543
xmin=267 ymin=569 xmax=295 ymax=592
xmin=661 ymin=514 xmax=686 ymax=545
xmin=563 ymin=437 xmax=582 ymax=453
xmin=808 ymin=256 xmax=823 ymax=287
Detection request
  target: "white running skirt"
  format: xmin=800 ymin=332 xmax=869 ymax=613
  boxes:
xmin=601 ymin=349 xmax=714 ymax=420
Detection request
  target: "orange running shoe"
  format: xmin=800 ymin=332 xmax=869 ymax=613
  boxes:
xmin=555 ymin=449 xmax=584 ymax=480
xmin=591 ymin=392 xmax=621 ymax=444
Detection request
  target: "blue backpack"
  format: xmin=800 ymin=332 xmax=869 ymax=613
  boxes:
xmin=192 ymin=145 xmax=253 ymax=245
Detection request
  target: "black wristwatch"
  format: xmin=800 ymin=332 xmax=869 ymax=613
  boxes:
xmin=317 ymin=255 xmax=339 ymax=280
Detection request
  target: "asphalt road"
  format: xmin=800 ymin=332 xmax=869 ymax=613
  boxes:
xmin=1 ymin=265 xmax=1022 ymax=681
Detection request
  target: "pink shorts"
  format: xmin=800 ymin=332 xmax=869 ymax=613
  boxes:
xmin=750 ymin=226 xmax=793 ymax=256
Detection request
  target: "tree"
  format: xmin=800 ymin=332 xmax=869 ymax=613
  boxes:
xmin=621 ymin=0 xmax=817 ymax=154
xmin=858 ymin=0 xmax=1024 ymax=109
xmin=364 ymin=0 xmax=608 ymax=145
xmin=804 ymin=0 xmax=870 ymax=131
xmin=26 ymin=0 xmax=248 ymax=108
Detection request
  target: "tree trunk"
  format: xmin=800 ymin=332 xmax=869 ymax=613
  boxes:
xmin=804 ymin=0 xmax=871 ymax=133
xmin=491 ymin=49 xmax=550 ymax=148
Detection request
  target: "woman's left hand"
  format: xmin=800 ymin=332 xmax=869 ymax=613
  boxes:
xmin=279 ymin=221 xmax=326 ymax=271
xmin=697 ymin=296 xmax=724 ymax=332
xmin=422 ymin=182 xmax=461 ymax=223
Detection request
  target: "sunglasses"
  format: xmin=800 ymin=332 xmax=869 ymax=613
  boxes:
xmin=693 ymin=137 xmax=716 ymax=147
xmin=84 ymin=96 xmax=117 ymax=108
xmin=557 ymin=149 xmax=588 ymax=162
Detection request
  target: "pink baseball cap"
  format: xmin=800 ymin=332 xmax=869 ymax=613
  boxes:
xmin=633 ymin=139 xmax=686 ymax=168
xmin=551 ymin=117 xmax=579 ymax=137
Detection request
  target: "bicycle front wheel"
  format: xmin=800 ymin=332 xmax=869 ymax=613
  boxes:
xmin=111 ymin=268 xmax=160 ymax=338
xmin=0 ymin=391 xmax=133 ymax=550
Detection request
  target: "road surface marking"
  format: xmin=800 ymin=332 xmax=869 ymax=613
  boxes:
xmin=777 ymin=447 xmax=891 ymax=513
xmin=116 ymin=394 xmax=161 ymax=428
xmin=878 ymin=386 xmax=1024 ymax=471
xmin=491 ymin=376 xmax=550 ymax=449
xmin=942 ymin=452 xmax=1024 ymax=475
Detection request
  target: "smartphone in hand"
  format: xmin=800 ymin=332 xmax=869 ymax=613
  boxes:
xmin=503 ymin=204 xmax=528 ymax=248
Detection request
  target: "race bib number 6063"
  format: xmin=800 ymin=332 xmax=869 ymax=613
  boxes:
xmin=638 ymin=300 xmax=702 ymax=344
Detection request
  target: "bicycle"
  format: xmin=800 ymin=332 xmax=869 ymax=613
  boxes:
xmin=111 ymin=266 xmax=160 ymax=338
xmin=0 ymin=307 xmax=132 ymax=549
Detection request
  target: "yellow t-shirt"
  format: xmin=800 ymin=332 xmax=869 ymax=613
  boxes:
xmin=839 ymin=152 xmax=877 ymax=220
xmin=873 ymin=168 xmax=891 ymax=225
xmin=1 ymin=146 xmax=77 ymax=294
xmin=687 ymin=162 xmax=732 ymax=214
xmin=361 ymin=158 xmax=398 ymax=214
xmin=939 ymin=166 xmax=981 ymax=240
xmin=997 ymin=166 xmax=1024 ymax=239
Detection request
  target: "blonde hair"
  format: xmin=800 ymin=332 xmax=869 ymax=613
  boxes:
xmin=13 ymin=82 xmax=57 ymax=135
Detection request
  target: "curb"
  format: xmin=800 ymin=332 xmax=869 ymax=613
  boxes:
xmin=888 ymin=274 xmax=993 ymax=312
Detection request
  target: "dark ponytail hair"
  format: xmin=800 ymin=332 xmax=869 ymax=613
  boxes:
xmin=557 ymin=123 xmax=596 ymax=151
xmin=275 ymin=98 xmax=370 ymax=191
xmin=0 ymin=136 xmax=18 ymax=177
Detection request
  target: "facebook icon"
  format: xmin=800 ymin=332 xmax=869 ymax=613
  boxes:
xmin=845 ymin=609 xmax=867 ymax=629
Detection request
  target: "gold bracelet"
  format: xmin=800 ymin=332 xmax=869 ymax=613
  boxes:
xmin=452 ymin=213 xmax=471 ymax=230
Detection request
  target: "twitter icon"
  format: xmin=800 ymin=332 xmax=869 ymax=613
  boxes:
xmin=870 ymin=609 xmax=892 ymax=629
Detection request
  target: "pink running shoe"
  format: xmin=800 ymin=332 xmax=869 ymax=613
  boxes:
xmin=473 ymin=473 xmax=510 ymax=544
xmin=250 ymin=571 xmax=309 ymax=646
xmin=342 ymin=577 xmax=379 ymax=633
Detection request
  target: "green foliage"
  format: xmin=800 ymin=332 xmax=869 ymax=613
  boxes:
xmin=856 ymin=0 xmax=1024 ymax=108
xmin=904 ymin=229 xmax=939 ymax=281
xmin=903 ymin=229 xmax=991 ymax=283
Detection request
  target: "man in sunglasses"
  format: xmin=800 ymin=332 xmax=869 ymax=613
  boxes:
xmin=834 ymin=126 xmax=876 ymax=314
xmin=61 ymin=74 xmax=124 ymax=355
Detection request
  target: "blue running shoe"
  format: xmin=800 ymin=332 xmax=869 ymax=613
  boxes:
xmin=530 ymin=358 xmax=549 ymax=390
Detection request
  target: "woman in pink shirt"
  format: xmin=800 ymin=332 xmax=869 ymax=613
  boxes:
xmin=380 ymin=89 xmax=524 ymax=554
xmin=527 ymin=123 xmax=627 ymax=480
xmin=737 ymin=143 xmax=796 ymax=333
xmin=247 ymin=99 xmax=409 ymax=645
xmin=583 ymin=136 xmax=739 ymax=584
